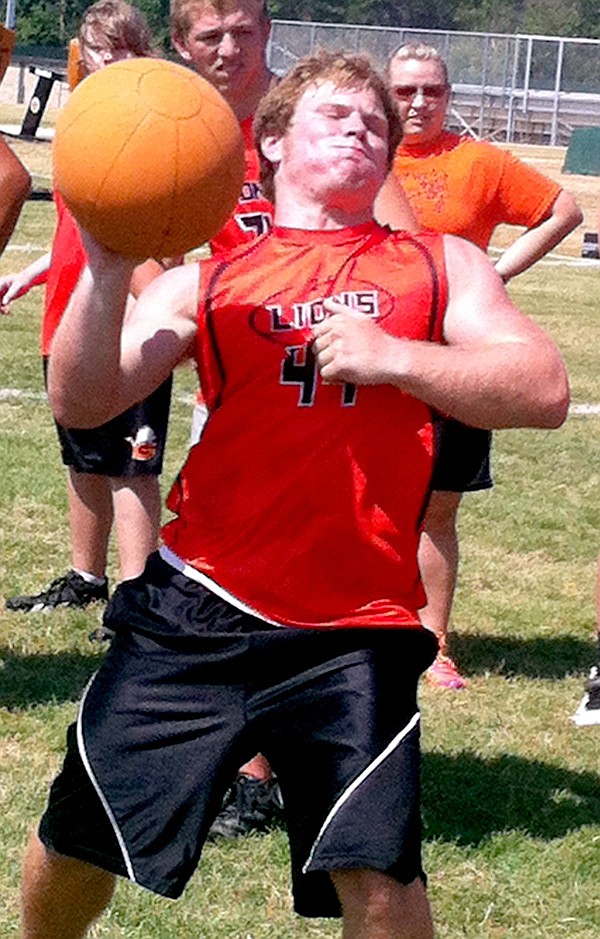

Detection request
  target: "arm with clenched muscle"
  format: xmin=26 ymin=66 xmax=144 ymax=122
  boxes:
xmin=313 ymin=234 xmax=569 ymax=430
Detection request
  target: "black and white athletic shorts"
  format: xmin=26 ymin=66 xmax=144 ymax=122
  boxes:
xmin=39 ymin=552 xmax=438 ymax=918
xmin=43 ymin=358 xmax=172 ymax=477
xmin=431 ymin=415 xmax=493 ymax=493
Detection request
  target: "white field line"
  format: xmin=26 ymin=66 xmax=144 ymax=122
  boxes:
xmin=3 ymin=243 xmax=212 ymax=263
xmin=486 ymin=247 xmax=599 ymax=268
xmin=0 ymin=386 xmax=597 ymax=416
xmin=4 ymin=243 xmax=50 ymax=253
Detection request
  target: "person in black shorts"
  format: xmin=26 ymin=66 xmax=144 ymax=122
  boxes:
xmin=0 ymin=2 xmax=172 ymax=617
xmin=22 ymin=51 xmax=568 ymax=939
xmin=386 ymin=43 xmax=582 ymax=690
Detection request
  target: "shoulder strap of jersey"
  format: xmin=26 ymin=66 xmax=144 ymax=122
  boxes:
xmin=196 ymin=236 xmax=270 ymax=410
xmin=396 ymin=230 xmax=448 ymax=343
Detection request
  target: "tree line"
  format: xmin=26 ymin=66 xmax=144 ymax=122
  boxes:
xmin=10 ymin=0 xmax=600 ymax=50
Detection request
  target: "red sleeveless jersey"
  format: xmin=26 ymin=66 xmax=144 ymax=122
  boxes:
xmin=208 ymin=115 xmax=273 ymax=255
xmin=163 ymin=222 xmax=447 ymax=629
xmin=42 ymin=193 xmax=86 ymax=356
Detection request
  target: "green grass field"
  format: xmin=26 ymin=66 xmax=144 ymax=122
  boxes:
xmin=0 ymin=136 xmax=599 ymax=937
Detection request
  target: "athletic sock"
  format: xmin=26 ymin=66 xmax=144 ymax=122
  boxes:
xmin=73 ymin=569 xmax=107 ymax=587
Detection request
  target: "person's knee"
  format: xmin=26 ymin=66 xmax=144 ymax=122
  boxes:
xmin=24 ymin=830 xmax=115 ymax=893
xmin=22 ymin=833 xmax=116 ymax=939
xmin=110 ymin=473 xmax=160 ymax=495
xmin=332 ymin=869 xmax=432 ymax=936
xmin=423 ymin=491 xmax=462 ymax=537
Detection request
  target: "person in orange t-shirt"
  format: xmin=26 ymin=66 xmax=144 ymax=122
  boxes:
xmin=386 ymin=43 xmax=582 ymax=690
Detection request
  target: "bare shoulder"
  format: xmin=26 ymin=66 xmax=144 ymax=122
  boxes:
xmin=441 ymin=234 xmax=543 ymax=345
xmin=442 ymin=233 xmax=503 ymax=289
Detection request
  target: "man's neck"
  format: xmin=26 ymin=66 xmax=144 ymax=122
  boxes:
xmin=230 ymin=68 xmax=276 ymax=122
xmin=273 ymin=198 xmax=374 ymax=232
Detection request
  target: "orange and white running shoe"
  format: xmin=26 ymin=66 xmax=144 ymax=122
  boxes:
xmin=425 ymin=652 xmax=468 ymax=690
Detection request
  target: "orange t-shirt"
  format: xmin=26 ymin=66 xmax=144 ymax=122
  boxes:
xmin=163 ymin=224 xmax=448 ymax=630
xmin=393 ymin=131 xmax=561 ymax=250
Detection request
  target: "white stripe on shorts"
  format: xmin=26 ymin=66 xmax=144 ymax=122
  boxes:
xmin=159 ymin=544 xmax=284 ymax=627
xmin=76 ymin=676 xmax=138 ymax=884
xmin=302 ymin=710 xmax=421 ymax=873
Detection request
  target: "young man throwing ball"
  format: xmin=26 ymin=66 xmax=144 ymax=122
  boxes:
xmin=22 ymin=51 xmax=568 ymax=939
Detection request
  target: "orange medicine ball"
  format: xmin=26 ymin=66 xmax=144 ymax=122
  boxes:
xmin=53 ymin=57 xmax=245 ymax=258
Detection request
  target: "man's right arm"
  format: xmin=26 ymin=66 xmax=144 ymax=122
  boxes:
xmin=48 ymin=232 xmax=199 ymax=428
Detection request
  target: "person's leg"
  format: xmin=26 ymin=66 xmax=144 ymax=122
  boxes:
xmin=419 ymin=490 xmax=467 ymax=689
xmin=6 ymin=363 xmax=111 ymax=612
xmin=68 ymin=468 xmax=113 ymax=577
xmin=108 ymin=375 xmax=172 ymax=582
xmin=110 ymin=475 xmax=162 ymax=581
xmin=5 ymin=468 xmax=111 ymax=612
xmin=21 ymin=832 xmax=115 ymax=939
xmin=418 ymin=489 xmax=462 ymax=649
xmin=332 ymin=870 xmax=433 ymax=939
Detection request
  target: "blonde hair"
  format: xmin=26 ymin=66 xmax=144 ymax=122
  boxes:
xmin=388 ymin=43 xmax=449 ymax=85
xmin=255 ymin=50 xmax=401 ymax=204
xmin=79 ymin=0 xmax=154 ymax=57
xmin=170 ymin=0 xmax=268 ymax=41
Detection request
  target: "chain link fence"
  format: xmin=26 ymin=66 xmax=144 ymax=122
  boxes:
xmin=268 ymin=21 xmax=600 ymax=146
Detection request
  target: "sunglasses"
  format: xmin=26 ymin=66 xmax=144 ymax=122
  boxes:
xmin=393 ymin=84 xmax=449 ymax=102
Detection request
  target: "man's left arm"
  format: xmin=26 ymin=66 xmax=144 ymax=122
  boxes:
xmin=494 ymin=189 xmax=582 ymax=283
xmin=313 ymin=235 xmax=569 ymax=430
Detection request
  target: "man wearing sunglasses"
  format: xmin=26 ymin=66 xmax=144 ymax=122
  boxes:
xmin=387 ymin=43 xmax=582 ymax=691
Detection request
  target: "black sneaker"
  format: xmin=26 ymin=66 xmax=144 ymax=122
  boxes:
xmin=572 ymin=666 xmax=600 ymax=726
xmin=208 ymin=775 xmax=285 ymax=841
xmin=5 ymin=570 xmax=109 ymax=613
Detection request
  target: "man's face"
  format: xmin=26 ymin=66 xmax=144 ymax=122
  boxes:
xmin=388 ymin=56 xmax=449 ymax=146
xmin=268 ymin=81 xmax=390 ymax=211
xmin=172 ymin=0 xmax=270 ymax=105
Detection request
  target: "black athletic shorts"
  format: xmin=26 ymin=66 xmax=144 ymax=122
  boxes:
xmin=431 ymin=415 xmax=493 ymax=493
xmin=43 ymin=358 xmax=172 ymax=476
xmin=39 ymin=552 xmax=437 ymax=918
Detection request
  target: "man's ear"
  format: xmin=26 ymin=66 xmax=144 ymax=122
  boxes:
xmin=260 ymin=134 xmax=283 ymax=165
xmin=172 ymin=34 xmax=192 ymax=61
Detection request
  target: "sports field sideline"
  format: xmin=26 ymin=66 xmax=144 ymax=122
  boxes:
xmin=0 ymin=122 xmax=599 ymax=937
